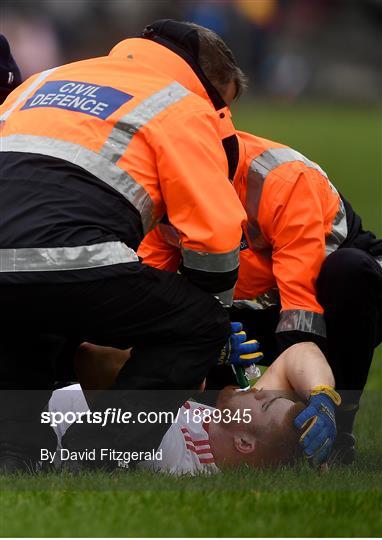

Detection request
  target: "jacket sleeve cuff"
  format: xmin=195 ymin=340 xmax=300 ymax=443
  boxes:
xmin=276 ymin=309 xmax=326 ymax=338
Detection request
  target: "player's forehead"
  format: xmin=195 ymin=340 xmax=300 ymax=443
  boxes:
xmin=243 ymin=391 xmax=296 ymax=427
xmin=217 ymin=387 xmax=297 ymax=420
xmin=236 ymin=387 xmax=291 ymax=403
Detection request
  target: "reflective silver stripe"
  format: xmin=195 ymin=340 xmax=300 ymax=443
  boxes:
xmin=253 ymin=147 xmax=328 ymax=179
xmin=215 ymin=287 xmax=235 ymax=308
xmin=181 ymin=246 xmax=240 ymax=273
xmin=375 ymin=256 xmax=382 ymax=269
xmin=0 ymin=241 xmax=138 ymax=272
xmin=276 ymin=309 xmax=326 ymax=337
xmin=1 ymin=134 xmax=154 ymax=234
xmin=233 ymin=289 xmax=280 ymax=310
xmin=0 ymin=68 xmax=58 ymax=121
xmin=245 ymin=160 xmax=270 ymax=252
xmin=325 ymin=198 xmax=348 ymax=256
xmin=100 ymin=82 xmax=189 ymax=163
xmin=158 ymin=223 xmax=180 ymax=247
xmin=246 ymin=160 xmax=264 ymax=223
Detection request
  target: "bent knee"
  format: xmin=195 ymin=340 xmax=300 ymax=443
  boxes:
xmin=319 ymin=248 xmax=372 ymax=283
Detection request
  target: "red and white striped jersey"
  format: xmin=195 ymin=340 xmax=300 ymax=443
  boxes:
xmin=49 ymin=385 xmax=219 ymax=475
xmin=140 ymin=400 xmax=219 ymax=476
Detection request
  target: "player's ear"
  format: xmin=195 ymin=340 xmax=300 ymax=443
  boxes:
xmin=234 ymin=432 xmax=256 ymax=454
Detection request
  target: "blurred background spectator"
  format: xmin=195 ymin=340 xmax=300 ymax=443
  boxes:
xmin=2 ymin=0 xmax=381 ymax=102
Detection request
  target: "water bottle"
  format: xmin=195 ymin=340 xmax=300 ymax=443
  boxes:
xmin=245 ymin=363 xmax=262 ymax=382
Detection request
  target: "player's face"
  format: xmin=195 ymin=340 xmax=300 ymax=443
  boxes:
xmin=218 ymin=386 xmax=296 ymax=433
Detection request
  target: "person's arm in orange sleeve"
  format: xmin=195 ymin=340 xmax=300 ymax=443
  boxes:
xmin=153 ymin=100 xmax=246 ymax=306
xmin=260 ymin=165 xmax=330 ymax=353
xmin=138 ymin=226 xmax=181 ymax=272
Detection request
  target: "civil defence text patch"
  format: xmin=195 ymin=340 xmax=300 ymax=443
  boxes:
xmin=21 ymin=80 xmax=133 ymax=119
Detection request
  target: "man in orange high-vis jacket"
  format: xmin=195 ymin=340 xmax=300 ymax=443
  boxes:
xmin=0 ymin=21 xmax=248 ymax=473
xmin=139 ymin=130 xmax=382 ymax=466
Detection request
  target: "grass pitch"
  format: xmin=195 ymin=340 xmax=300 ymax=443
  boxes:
xmin=1 ymin=102 xmax=381 ymax=537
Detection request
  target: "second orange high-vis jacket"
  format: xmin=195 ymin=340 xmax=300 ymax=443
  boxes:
xmin=0 ymin=36 xmax=245 ymax=304
xmin=139 ymin=130 xmax=351 ymax=339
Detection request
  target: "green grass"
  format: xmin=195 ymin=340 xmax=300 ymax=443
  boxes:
xmin=1 ymin=467 xmax=382 ymax=537
xmin=1 ymin=102 xmax=381 ymax=537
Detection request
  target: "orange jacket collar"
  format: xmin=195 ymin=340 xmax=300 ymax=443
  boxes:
xmin=109 ymin=38 xmax=213 ymax=108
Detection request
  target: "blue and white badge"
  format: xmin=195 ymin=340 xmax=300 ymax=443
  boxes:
xmin=240 ymin=231 xmax=249 ymax=251
xmin=21 ymin=80 xmax=133 ymax=119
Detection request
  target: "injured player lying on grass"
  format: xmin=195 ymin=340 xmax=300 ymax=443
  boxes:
xmin=48 ymin=341 xmax=338 ymax=475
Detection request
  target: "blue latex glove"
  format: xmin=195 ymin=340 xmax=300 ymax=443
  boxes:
xmin=219 ymin=322 xmax=263 ymax=367
xmin=294 ymin=385 xmax=341 ymax=467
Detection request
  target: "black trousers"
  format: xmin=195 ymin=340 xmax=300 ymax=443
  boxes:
xmin=0 ymin=262 xmax=230 ymax=459
xmin=317 ymin=248 xmax=382 ymax=393
xmin=209 ymin=248 xmax=382 ymax=421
